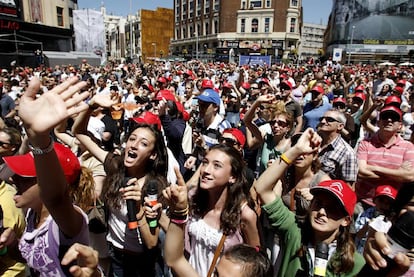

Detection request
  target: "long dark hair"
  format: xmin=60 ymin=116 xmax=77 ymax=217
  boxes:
xmin=191 ymin=144 xmax=248 ymax=235
xmin=299 ymin=208 xmax=355 ymax=274
xmin=103 ymin=123 xmax=168 ymax=209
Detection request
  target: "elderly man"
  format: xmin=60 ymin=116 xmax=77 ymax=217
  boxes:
xmin=356 ymin=106 xmax=414 ymax=208
xmin=317 ymin=109 xmax=358 ymax=185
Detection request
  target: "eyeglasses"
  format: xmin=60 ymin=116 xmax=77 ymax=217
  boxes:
xmin=251 ymin=86 xmax=259 ymax=90
xmin=219 ymin=137 xmax=239 ymax=146
xmin=379 ymin=113 xmax=400 ymax=122
xmin=0 ymin=141 xmax=10 ymax=147
xmin=319 ymin=116 xmax=341 ymax=123
xmin=269 ymin=120 xmax=289 ymax=128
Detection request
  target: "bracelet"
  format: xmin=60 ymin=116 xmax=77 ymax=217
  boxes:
xmin=173 ymin=206 xmax=189 ymax=215
xmin=171 ymin=216 xmax=188 ymax=225
xmin=28 ymin=135 xmax=55 ymax=155
xmin=280 ymin=153 xmax=292 ymax=166
xmin=138 ymin=218 xmax=147 ymax=228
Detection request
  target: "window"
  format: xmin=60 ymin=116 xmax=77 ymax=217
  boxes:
xmin=57 ymin=7 xmax=63 ymax=26
xmin=250 ymin=0 xmax=262 ymax=8
xmin=251 ymin=18 xmax=258 ymax=32
xmin=266 ymin=0 xmax=271 ymax=7
xmin=241 ymin=18 xmax=245 ymax=32
xmin=69 ymin=8 xmax=73 ymax=17
xmin=214 ymin=20 xmax=218 ymax=33
xmin=214 ymin=0 xmax=219 ymax=11
xmin=242 ymin=1 xmax=246 ymax=9
xmin=205 ymin=22 xmax=209 ymax=34
xmin=291 ymin=0 xmax=298 ymax=6
xmin=264 ymin=18 xmax=270 ymax=32
xmin=290 ymin=18 xmax=296 ymax=32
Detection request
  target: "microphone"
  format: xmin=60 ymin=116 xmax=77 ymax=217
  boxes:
xmin=147 ymin=179 xmax=159 ymax=228
xmin=314 ymin=242 xmax=328 ymax=277
xmin=0 ymin=205 xmax=7 ymax=255
xmin=124 ymin=177 xmax=138 ymax=230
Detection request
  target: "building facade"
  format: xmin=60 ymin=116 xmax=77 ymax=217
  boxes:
xmin=170 ymin=0 xmax=302 ymax=63
xmin=324 ymin=0 xmax=414 ymax=63
xmin=0 ymin=0 xmax=77 ymax=67
xmin=105 ymin=6 xmax=174 ymax=63
xmin=300 ymin=22 xmax=326 ymax=61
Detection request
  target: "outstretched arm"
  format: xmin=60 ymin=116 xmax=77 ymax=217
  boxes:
xmin=163 ymin=168 xmax=199 ymax=277
xmin=19 ymin=76 xmax=89 ymax=238
xmin=255 ymin=128 xmax=322 ymax=204
xmin=72 ymin=94 xmax=118 ymax=163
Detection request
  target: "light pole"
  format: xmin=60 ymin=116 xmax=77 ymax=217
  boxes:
xmin=129 ymin=0 xmax=133 ymax=61
xmin=348 ymin=25 xmax=355 ymax=65
xmin=152 ymin=42 xmax=157 ymax=59
xmin=194 ymin=32 xmax=199 ymax=60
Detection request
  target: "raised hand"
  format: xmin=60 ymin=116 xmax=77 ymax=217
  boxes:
xmin=163 ymin=167 xmax=188 ymax=211
xmin=89 ymin=92 xmax=120 ymax=109
xmin=293 ymin=128 xmax=321 ymax=155
xmin=61 ymin=243 xmax=100 ymax=277
xmin=19 ymin=77 xmax=89 ymax=137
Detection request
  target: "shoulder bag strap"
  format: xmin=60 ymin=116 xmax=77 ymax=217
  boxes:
xmin=207 ymin=234 xmax=227 ymax=277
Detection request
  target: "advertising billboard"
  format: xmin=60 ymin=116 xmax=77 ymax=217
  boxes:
xmin=0 ymin=0 xmax=19 ymax=18
xmin=327 ymin=0 xmax=414 ymax=46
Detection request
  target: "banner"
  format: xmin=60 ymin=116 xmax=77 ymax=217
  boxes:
xmin=239 ymin=55 xmax=271 ymax=67
xmin=73 ymin=9 xmax=105 ymax=61
xmin=332 ymin=48 xmax=342 ymax=61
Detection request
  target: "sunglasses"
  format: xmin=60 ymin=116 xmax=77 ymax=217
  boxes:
xmin=333 ymin=103 xmax=346 ymax=109
xmin=319 ymin=116 xmax=341 ymax=123
xmin=379 ymin=112 xmax=400 ymax=122
xmin=0 ymin=141 xmax=10 ymax=147
xmin=269 ymin=120 xmax=289 ymax=128
xmin=219 ymin=137 xmax=239 ymax=146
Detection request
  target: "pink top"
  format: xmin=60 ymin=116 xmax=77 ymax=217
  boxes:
xmin=356 ymin=133 xmax=414 ymax=200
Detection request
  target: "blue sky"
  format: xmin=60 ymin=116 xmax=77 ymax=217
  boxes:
xmin=77 ymin=0 xmax=333 ymax=25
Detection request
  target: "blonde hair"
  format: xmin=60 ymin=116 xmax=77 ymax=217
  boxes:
xmin=69 ymin=166 xmax=95 ymax=212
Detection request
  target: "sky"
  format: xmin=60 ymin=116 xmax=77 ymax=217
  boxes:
xmin=77 ymin=0 xmax=333 ymax=25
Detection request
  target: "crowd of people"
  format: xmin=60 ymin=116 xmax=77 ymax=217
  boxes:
xmin=0 ymin=59 xmax=413 ymax=276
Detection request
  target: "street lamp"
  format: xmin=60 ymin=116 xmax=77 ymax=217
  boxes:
xmin=152 ymin=42 xmax=157 ymax=59
xmin=194 ymin=32 xmax=199 ymax=60
xmin=348 ymin=25 xmax=355 ymax=65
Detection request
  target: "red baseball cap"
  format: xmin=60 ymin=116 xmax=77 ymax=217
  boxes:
xmin=397 ymin=79 xmax=407 ymax=86
xmin=385 ymin=95 xmax=402 ymax=106
xmin=156 ymin=90 xmax=176 ymax=102
xmin=280 ymin=81 xmax=293 ymax=90
xmin=222 ymin=82 xmax=233 ymax=89
xmin=393 ymin=86 xmax=404 ymax=95
xmin=157 ymin=77 xmax=167 ymax=84
xmin=380 ymin=105 xmax=402 ymax=120
xmin=374 ymin=185 xmax=397 ymax=200
xmin=131 ymin=111 xmax=162 ymax=131
xmin=353 ymin=92 xmax=366 ymax=101
xmin=241 ymin=82 xmax=251 ymax=90
xmin=311 ymin=180 xmax=357 ymax=217
xmin=4 ymin=143 xmax=81 ymax=185
xmin=333 ymin=97 xmax=346 ymax=104
xmin=355 ymin=85 xmax=365 ymax=92
xmin=310 ymin=85 xmax=324 ymax=94
xmin=223 ymin=128 xmax=246 ymax=148
xmin=201 ymin=79 xmax=214 ymax=89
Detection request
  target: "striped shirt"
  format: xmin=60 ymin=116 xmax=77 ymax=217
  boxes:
xmin=356 ymin=133 xmax=414 ymax=200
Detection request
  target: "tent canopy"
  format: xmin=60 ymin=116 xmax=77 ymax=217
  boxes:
xmin=43 ymin=51 xmax=101 ymax=67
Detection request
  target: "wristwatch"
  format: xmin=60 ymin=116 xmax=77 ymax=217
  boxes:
xmin=28 ymin=137 xmax=55 ymax=155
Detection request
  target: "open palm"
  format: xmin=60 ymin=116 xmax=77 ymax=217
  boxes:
xmin=19 ymin=77 xmax=89 ymax=136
